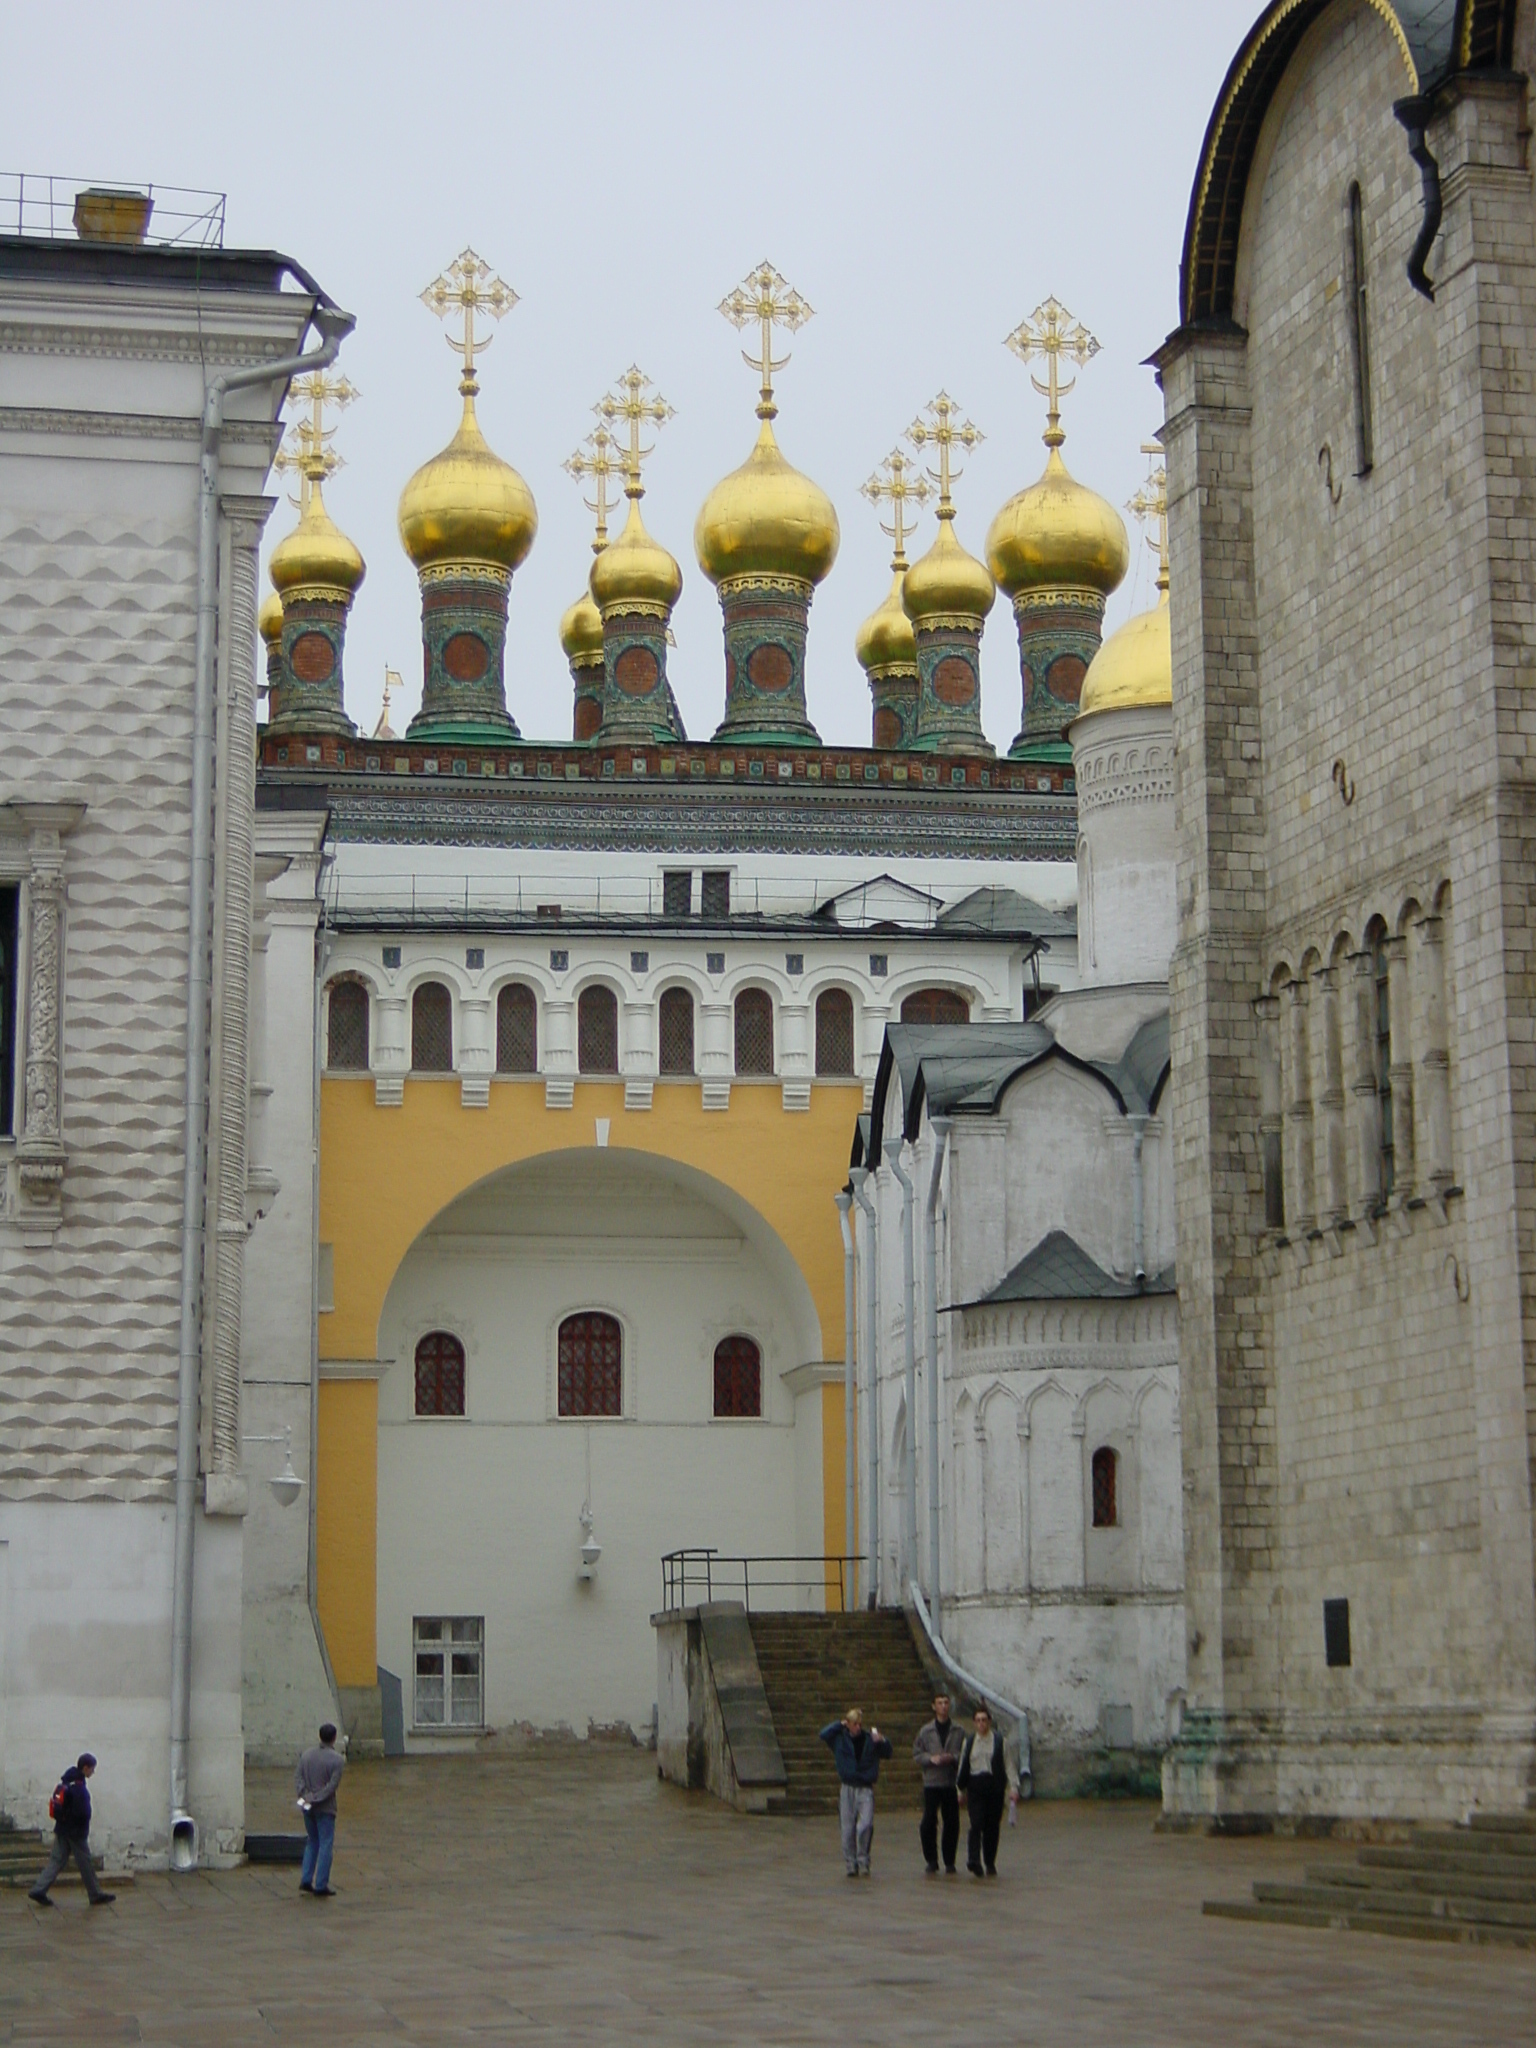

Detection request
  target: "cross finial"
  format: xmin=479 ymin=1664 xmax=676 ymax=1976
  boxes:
xmin=563 ymin=422 xmax=623 ymax=551
xmin=860 ymin=448 xmax=933 ymax=570
xmin=906 ymin=393 xmax=983 ymax=520
xmin=1005 ymin=297 xmax=1100 ymax=451
xmin=275 ymin=368 xmax=358 ymax=509
xmin=420 ymin=248 xmax=519 ymax=395
xmin=375 ymin=666 xmax=401 ymax=740
xmin=718 ymin=261 xmax=814 ymax=421
xmin=1127 ymin=440 xmax=1169 ymax=594
xmin=595 ymin=366 xmax=675 ymax=502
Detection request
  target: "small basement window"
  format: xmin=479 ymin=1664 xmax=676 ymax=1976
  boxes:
xmin=1091 ymin=1446 xmax=1118 ymax=1529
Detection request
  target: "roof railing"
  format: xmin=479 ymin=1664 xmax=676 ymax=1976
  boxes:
xmin=1 ymin=174 xmax=226 ymax=249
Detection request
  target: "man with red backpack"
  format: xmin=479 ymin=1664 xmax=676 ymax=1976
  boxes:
xmin=28 ymin=1753 xmax=114 ymax=1906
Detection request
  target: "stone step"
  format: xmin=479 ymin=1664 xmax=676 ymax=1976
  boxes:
xmin=1467 ymin=1813 xmax=1536 ymax=1836
xmin=1254 ymin=1880 xmax=1536 ymax=1932
xmin=1311 ymin=1863 xmax=1536 ymax=1906
xmin=1204 ymin=1898 xmax=1536 ymax=1950
xmin=1409 ymin=1825 xmax=1536 ymax=1860
xmin=1360 ymin=1844 xmax=1536 ymax=1884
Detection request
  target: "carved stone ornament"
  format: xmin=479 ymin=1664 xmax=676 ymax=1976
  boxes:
xmin=8 ymin=801 xmax=86 ymax=1237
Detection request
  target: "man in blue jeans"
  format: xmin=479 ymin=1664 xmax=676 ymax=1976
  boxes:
xmin=818 ymin=1707 xmax=892 ymax=1876
xmin=295 ymin=1723 xmax=345 ymax=1896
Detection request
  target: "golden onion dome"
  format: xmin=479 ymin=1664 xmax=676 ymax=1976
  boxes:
xmin=855 ymin=568 xmax=917 ymax=673
xmin=591 ymin=495 xmax=683 ymax=616
xmin=1079 ymin=591 xmax=1171 ymax=716
xmin=258 ymin=588 xmax=284 ymax=648
xmin=559 ymin=587 xmax=604 ymax=665
xmin=985 ymin=448 xmax=1130 ymax=600
xmin=902 ymin=516 xmax=996 ymax=625
xmin=398 ymin=391 xmax=537 ymax=576
xmin=268 ymin=480 xmax=366 ymax=600
xmin=694 ymin=418 xmax=839 ymax=588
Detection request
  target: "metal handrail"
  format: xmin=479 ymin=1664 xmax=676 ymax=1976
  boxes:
xmin=2 ymin=173 xmax=226 ymax=247
xmin=660 ymin=1549 xmax=866 ymax=1614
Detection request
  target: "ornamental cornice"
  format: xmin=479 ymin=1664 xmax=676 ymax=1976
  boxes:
xmin=419 ymin=561 xmax=512 ymax=592
xmin=599 ymin=598 xmax=672 ymax=623
xmin=0 ymin=404 xmax=276 ymax=446
xmin=0 ymin=321 xmax=293 ymax=368
xmin=717 ymin=573 xmax=815 ymax=601
xmin=953 ymin=1345 xmax=1180 ymax=1376
xmin=912 ymin=613 xmax=984 ymax=637
xmin=1074 ymin=765 xmax=1175 ymax=814
xmin=1012 ymin=585 xmax=1108 ymax=618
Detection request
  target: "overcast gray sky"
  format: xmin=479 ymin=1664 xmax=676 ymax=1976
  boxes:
xmin=9 ymin=0 xmax=1257 ymax=749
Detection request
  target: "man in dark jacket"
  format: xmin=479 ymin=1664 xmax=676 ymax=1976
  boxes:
xmin=295 ymin=1722 xmax=346 ymax=1896
xmin=957 ymin=1706 xmax=1019 ymax=1877
xmin=818 ymin=1706 xmax=893 ymax=1876
xmin=29 ymin=1754 xmax=114 ymax=1905
xmin=912 ymin=1694 xmax=965 ymax=1875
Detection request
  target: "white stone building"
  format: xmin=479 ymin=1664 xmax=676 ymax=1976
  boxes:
xmin=0 ymin=192 xmax=350 ymax=1863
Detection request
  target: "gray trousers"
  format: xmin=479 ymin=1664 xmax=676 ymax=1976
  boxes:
xmin=839 ymin=1782 xmax=875 ymax=1872
xmin=32 ymin=1833 xmax=105 ymax=1901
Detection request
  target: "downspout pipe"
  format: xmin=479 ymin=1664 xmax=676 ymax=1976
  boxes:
xmin=909 ymin=1581 xmax=1032 ymax=1795
xmin=888 ymin=1142 xmax=918 ymax=1591
xmin=923 ymin=1118 xmax=950 ymax=1633
xmin=835 ymin=1191 xmax=857 ymax=1612
xmin=170 ymin=283 xmax=355 ymax=1867
xmin=1130 ymin=1114 xmax=1148 ymax=1286
xmin=850 ymin=1167 xmax=879 ymax=1608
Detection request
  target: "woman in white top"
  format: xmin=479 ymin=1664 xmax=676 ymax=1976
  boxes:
xmin=955 ymin=1707 xmax=1019 ymax=1877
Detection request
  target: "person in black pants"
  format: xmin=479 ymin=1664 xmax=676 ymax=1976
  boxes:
xmin=911 ymin=1694 xmax=964 ymax=1874
xmin=29 ymin=1754 xmax=114 ymax=1906
xmin=957 ymin=1708 xmax=1018 ymax=1877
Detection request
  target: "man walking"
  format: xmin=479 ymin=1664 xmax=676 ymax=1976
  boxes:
xmin=818 ymin=1706 xmax=892 ymax=1877
xmin=295 ymin=1722 xmax=346 ymax=1896
xmin=29 ymin=1753 xmax=114 ymax=1906
xmin=912 ymin=1693 xmax=964 ymax=1875
xmin=957 ymin=1705 xmax=1019 ymax=1877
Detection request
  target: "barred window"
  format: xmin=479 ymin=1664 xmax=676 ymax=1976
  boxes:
xmin=327 ymin=979 xmax=370 ymax=1071
xmin=701 ymin=869 xmax=731 ymax=919
xmin=734 ymin=988 xmax=774 ymax=1076
xmin=413 ymin=1616 xmax=482 ymax=1728
xmin=578 ymin=985 xmax=619 ymax=1074
xmin=900 ymin=987 xmax=970 ymax=1027
xmin=415 ymin=1330 xmax=466 ymax=1417
xmin=412 ymin=980 xmax=453 ymax=1072
xmin=662 ymin=870 xmax=693 ymax=918
xmin=558 ymin=1311 xmax=622 ymax=1417
xmin=1091 ymin=1446 xmax=1117 ymax=1529
xmin=659 ymin=987 xmax=695 ymax=1075
xmin=815 ymin=989 xmax=855 ymax=1076
xmin=497 ymin=982 xmax=537 ymax=1074
xmin=713 ymin=1334 xmax=762 ymax=1418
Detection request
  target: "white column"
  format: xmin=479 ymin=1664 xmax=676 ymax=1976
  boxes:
xmin=1347 ymin=949 xmax=1382 ymax=1221
xmin=1411 ymin=913 xmax=1453 ymax=1195
xmin=1281 ymin=976 xmax=1315 ymax=1234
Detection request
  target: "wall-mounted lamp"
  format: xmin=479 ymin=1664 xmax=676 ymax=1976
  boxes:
xmin=578 ymin=1501 xmax=602 ymax=1581
xmin=244 ymin=1425 xmax=304 ymax=1508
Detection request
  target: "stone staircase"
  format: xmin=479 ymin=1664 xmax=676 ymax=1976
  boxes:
xmin=0 ymin=1827 xmax=44 ymax=1888
xmin=747 ymin=1610 xmax=939 ymax=1817
xmin=1205 ymin=1813 xmax=1536 ymax=1948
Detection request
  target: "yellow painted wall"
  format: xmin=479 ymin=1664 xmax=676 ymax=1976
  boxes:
xmin=822 ymin=1377 xmax=851 ymax=1608
xmin=316 ymin=1377 xmax=378 ymax=1686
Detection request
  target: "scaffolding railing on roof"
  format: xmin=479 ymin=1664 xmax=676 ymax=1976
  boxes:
xmin=1 ymin=174 xmax=226 ymax=249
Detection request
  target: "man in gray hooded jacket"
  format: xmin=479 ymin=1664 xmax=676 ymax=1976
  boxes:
xmin=912 ymin=1695 xmax=965 ymax=1874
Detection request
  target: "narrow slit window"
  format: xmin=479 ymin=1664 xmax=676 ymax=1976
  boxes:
xmin=412 ymin=981 xmax=453 ymax=1072
xmin=658 ymin=987 xmax=695 ymax=1076
xmin=1372 ymin=926 xmax=1394 ymax=1200
xmin=0 ymin=884 xmax=19 ymax=1134
xmin=577 ymin=985 xmax=619 ymax=1074
xmin=815 ymin=989 xmax=855 ymax=1077
xmin=1091 ymin=1446 xmax=1118 ymax=1529
xmin=734 ymin=988 xmax=774 ymax=1076
xmin=1348 ymin=182 xmax=1374 ymax=476
xmin=327 ymin=979 xmax=370 ymax=1071
xmin=496 ymin=982 xmax=537 ymax=1074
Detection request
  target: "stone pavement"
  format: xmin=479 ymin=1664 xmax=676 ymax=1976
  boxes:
xmin=4 ymin=1749 xmax=1533 ymax=2044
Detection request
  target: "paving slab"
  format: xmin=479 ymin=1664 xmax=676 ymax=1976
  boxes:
xmin=2 ymin=1749 xmax=1532 ymax=2045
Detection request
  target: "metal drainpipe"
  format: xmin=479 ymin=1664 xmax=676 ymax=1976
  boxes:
xmin=1130 ymin=1114 xmax=1148 ymax=1285
xmin=169 ymin=282 xmax=354 ymax=1869
xmin=923 ymin=1118 xmax=950 ymax=1632
xmin=835 ymin=1196 xmax=860 ymax=1613
xmin=850 ymin=1167 xmax=880 ymax=1608
xmin=888 ymin=1143 xmax=918 ymax=1593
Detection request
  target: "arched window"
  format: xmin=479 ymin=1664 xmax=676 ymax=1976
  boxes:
xmin=734 ymin=988 xmax=774 ymax=1075
xmin=558 ymin=1311 xmax=622 ymax=1417
xmin=659 ymin=987 xmax=695 ymax=1076
xmin=497 ymin=982 xmax=537 ymax=1074
xmin=900 ymin=987 xmax=970 ymax=1027
xmin=415 ymin=1331 xmax=466 ymax=1417
xmin=412 ymin=981 xmax=453 ymax=1072
xmin=713 ymin=1334 xmax=762 ymax=1418
xmin=577 ymin=985 xmax=618 ymax=1074
xmin=815 ymin=989 xmax=855 ymax=1076
xmin=1091 ymin=1446 xmax=1117 ymax=1529
xmin=1369 ymin=919 xmax=1394 ymax=1198
xmin=1347 ymin=182 xmax=1374 ymax=475
xmin=327 ymin=979 xmax=370 ymax=1071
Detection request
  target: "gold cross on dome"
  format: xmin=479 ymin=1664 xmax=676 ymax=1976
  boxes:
xmin=563 ymin=423 xmax=623 ymax=551
xmin=906 ymin=393 xmax=983 ymax=518
xmin=718 ymin=261 xmax=813 ymax=419
xmin=595 ymin=366 xmax=675 ymax=501
xmin=275 ymin=369 xmax=357 ymax=508
xmin=1127 ymin=440 xmax=1169 ymax=593
xmin=420 ymin=249 xmax=519 ymax=393
xmin=1005 ymin=297 xmax=1100 ymax=449
xmin=860 ymin=448 xmax=933 ymax=569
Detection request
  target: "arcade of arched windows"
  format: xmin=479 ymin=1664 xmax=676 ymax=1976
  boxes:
xmin=1257 ymin=884 xmax=1455 ymax=1241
